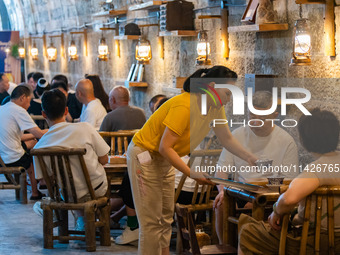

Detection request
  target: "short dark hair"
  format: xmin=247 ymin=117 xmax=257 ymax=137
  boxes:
xmin=183 ymin=65 xmax=237 ymax=93
xmin=298 ymin=108 xmax=340 ymax=154
xmin=27 ymin=72 xmax=34 ymax=80
xmin=11 ymin=85 xmax=32 ymax=100
xmin=41 ymin=89 xmax=67 ymax=121
xmin=149 ymin=94 xmax=166 ymax=109
xmin=51 ymin=81 xmax=68 ymax=92
xmin=51 ymin=74 xmax=68 ymax=87
xmin=32 ymin=72 xmax=44 ymax=82
xmin=156 ymin=97 xmax=169 ymax=110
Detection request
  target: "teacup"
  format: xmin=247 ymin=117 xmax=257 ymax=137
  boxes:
xmin=255 ymin=159 xmax=273 ymax=168
xmin=267 ymin=177 xmax=284 ymax=185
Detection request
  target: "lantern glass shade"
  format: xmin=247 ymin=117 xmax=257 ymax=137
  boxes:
xmin=196 ymin=30 xmax=211 ymax=65
xmin=291 ymin=19 xmax=311 ymax=66
xmin=18 ymin=47 xmax=26 ymax=59
xmin=135 ymin=37 xmax=152 ymax=64
xmin=68 ymin=40 xmax=78 ymax=61
xmin=98 ymin=37 xmax=108 ymax=61
xmin=31 ymin=44 xmax=39 ymax=60
xmin=47 ymin=44 xmax=57 ymax=62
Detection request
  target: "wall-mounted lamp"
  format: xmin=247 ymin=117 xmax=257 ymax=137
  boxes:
xmin=290 ymin=5 xmax=311 ymax=66
xmin=98 ymin=35 xmax=109 ymax=61
xmin=47 ymin=39 xmax=57 ymax=62
xmin=135 ymin=36 xmax=152 ymax=64
xmin=196 ymin=30 xmax=211 ymax=65
xmin=18 ymin=45 xmax=26 ymax=59
xmin=31 ymin=41 xmax=39 ymax=60
xmin=68 ymin=39 xmax=78 ymax=61
xmin=70 ymin=29 xmax=88 ymax=57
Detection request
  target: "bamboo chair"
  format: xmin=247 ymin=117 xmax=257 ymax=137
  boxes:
xmin=30 ymin=115 xmax=48 ymax=129
xmin=175 ymin=203 xmax=237 ymax=255
xmin=279 ymin=186 xmax=340 ymax=255
xmin=175 ymin=149 xmax=222 ymax=252
xmin=98 ymin=130 xmax=139 ymax=156
xmin=0 ymin=155 xmax=27 ymax=204
xmin=30 ymin=147 xmax=111 ymax=252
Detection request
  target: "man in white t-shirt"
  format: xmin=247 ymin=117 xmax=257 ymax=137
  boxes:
xmin=0 ymin=85 xmax=47 ymax=200
xmin=33 ymin=89 xmax=110 ymax=230
xmin=213 ymin=91 xmax=299 ymax=243
xmin=75 ymin=79 xmax=106 ymax=130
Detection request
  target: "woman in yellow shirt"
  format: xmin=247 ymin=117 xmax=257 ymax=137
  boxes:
xmin=127 ymin=66 xmax=257 ymax=255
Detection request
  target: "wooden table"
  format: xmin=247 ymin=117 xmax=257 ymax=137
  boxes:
xmin=104 ymin=163 xmax=127 ymax=186
xmin=221 ymin=184 xmax=281 ymax=247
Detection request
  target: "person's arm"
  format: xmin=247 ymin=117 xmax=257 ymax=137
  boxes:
xmin=21 ymin=133 xmax=35 ymax=141
xmin=26 ymin=127 xmax=48 ymax=139
xmin=159 ymin=127 xmax=213 ymax=185
xmin=213 ymin=124 xmax=257 ymax=166
xmin=98 ymin=155 xmax=108 ymax=165
xmin=268 ymin=176 xmax=320 ymax=230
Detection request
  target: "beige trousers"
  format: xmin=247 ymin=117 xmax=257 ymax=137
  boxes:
xmin=127 ymin=142 xmax=174 ymax=255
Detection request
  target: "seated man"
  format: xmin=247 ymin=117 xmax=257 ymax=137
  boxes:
xmin=0 ymin=85 xmax=47 ymax=199
xmin=51 ymin=74 xmax=82 ymax=121
xmin=214 ymin=91 xmax=299 ymax=243
xmin=238 ymin=108 xmax=340 ymax=254
xmin=33 ymin=89 xmax=110 ymax=230
xmin=32 ymin=72 xmax=44 ymax=99
xmin=148 ymin=94 xmax=166 ymax=114
xmin=75 ymin=79 xmax=106 ymax=130
xmin=0 ymin=73 xmax=17 ymax=104
xmin=100 ymin=86 xmax=146 ymax=245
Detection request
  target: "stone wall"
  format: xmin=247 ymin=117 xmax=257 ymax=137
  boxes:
xmin=2 ymin=0 xmax=340 ymax=164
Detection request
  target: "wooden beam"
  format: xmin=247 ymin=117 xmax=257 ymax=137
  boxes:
xmin=324 ymin=0 xmax=335 ymax=56
xmin=221 ymin=8 xmax=229 ymax=59
xmin=228 ymin=23 xmax=288 ymax=33
xmin=158 ymin=36 xmax=164 ymax=59
xmin=295 ymin=0 xmax=325 ymax=3
xmin=42 ymin=34 xmax=47 ymax=57
xmin=198 ymin=15 xmax=221 ymax=19
xmin=115 ymin=40 xmax=120 ymax=58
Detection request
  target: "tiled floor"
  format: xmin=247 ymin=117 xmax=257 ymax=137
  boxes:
xmin=0 ymin=177 xmax=176 ymax=254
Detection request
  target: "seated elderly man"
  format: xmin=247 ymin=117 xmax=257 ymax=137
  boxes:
xmin=100 ymin=85 xmax=146 ymax=245
xmin=33 ymin=89 xmax=110 ymax=230
xmin=238 ymin=108 xmax=340 ymax=254
xmin=214 ymin=91 xmax=299 ymax=243
xmin=75 ymin=79 xmax=106 ymax=130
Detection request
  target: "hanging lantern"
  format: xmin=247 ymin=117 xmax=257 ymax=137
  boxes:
xmin=196 ymin=30 xmax=211 ymax=66
xmin=290 ymin=19 xmax=311 ymax=66
xmin=68 ymin=40 xmax=78 ymax=61
xmin=290 ymin=6 xmax=311 ymax=66
xmin=47 ymin=42 xmax=57 ymax=62
xmin=97 ymin=37 xmax=109 ymax=61
xmin=18 ymin=46 xmax=26 ymax=59
xmin=135 ymin=36 xmax=152 ymax=64
xmin=31 ymin=42 xmax=39 ymax=60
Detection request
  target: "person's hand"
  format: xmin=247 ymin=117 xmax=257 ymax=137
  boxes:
xmin=213 ymin=190 xmax=224 ymax=209
xmin=268 ymin=212 xmax=282 ymax=231
xmin=194 ymin=177 xmax=214 ymax=186
xmin=248 ymin=154 xmax=258 ymax=166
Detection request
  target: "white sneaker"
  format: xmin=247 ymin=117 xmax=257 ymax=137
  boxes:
xmin=33 ymin=201 xmax=43 ymax=217
xmin=74 ymin=217 xmax=85 ymax=231
xmin=33 ymin=201 xmax=57 ymax=221
xmin=115 ymin=227 xmax=139 ymax=245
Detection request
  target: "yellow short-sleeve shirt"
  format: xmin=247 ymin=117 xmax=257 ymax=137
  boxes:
xmin=133 ymin=92 xmax=226 ymax=157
